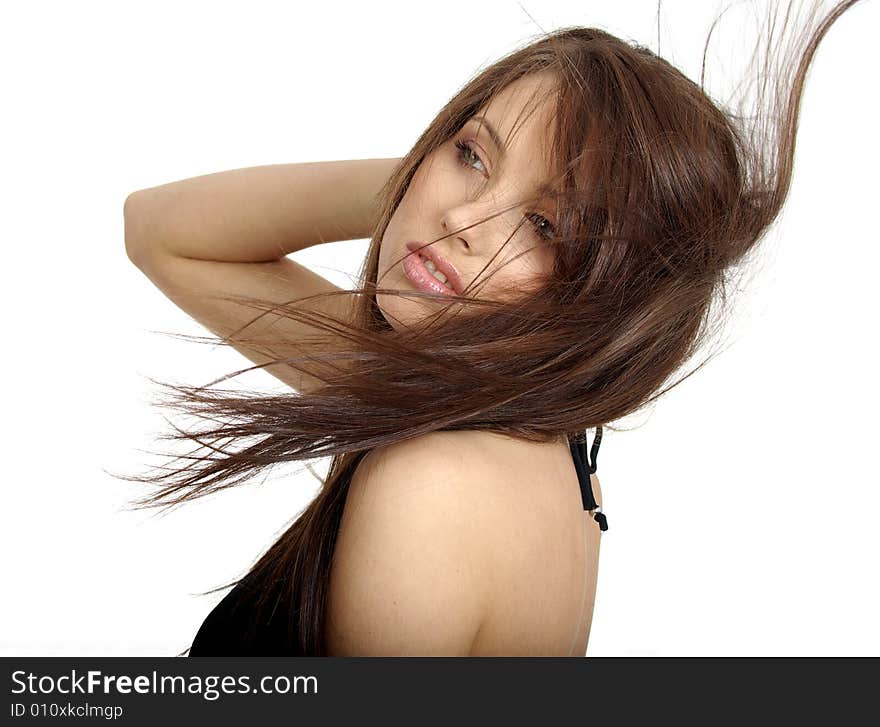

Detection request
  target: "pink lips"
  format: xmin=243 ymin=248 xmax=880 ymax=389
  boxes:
xmin=404 ymin=242 xmax=465 ymax=296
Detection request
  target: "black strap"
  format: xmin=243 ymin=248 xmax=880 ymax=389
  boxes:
xmin=581 ymin=424 xmax=602 ymax=475
xmin=571 ymin=426 xmax=608 ymax=531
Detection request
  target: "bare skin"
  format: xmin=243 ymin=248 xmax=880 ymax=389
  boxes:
xmin=463 ymin=431 xmax=603 ymax=657
xmin=325 ymin=429 xmax=603 ymax=657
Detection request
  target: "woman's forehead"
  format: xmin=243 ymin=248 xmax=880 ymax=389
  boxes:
xmin=478 ymin=73 xmax=558 ymax=142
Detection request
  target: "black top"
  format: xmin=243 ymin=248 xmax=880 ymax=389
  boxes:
xmin=187 ymin=427 xmax=606 ymax=656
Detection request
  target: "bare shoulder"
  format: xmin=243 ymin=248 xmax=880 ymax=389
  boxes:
xmin=339 ymin=431 xmax=510 ymax=537
xmin=324 ymin=430 xmax=586 ymax=655
xmin=345 ymin=429 xmax=573 ymax=524
xmin=325 ymin=431 xmax=505 ymax=656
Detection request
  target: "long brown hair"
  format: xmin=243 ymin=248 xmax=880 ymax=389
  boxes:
xmin=114 ymin=0 xmax=863 ymax=655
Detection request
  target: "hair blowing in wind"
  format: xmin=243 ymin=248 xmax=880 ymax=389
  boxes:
xmin=114 ymin=0 xmax=864 ymax=655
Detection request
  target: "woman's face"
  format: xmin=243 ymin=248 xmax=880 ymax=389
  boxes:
xmin=376 ymin=71 xmax=560 ymax=331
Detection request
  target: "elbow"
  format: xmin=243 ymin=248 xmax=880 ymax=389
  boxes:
xmin=123 ymin=191 xmax=152 ymax=268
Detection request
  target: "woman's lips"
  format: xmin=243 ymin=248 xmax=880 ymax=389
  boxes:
xmin=404 ymin=241 xmax=465 ymax=295
xmin=402 ymin=250 xmax=457 ymax=296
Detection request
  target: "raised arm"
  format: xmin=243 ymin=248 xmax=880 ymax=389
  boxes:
xmin=123 ymin=158 xmax=401 ymax=394
xmin=124 ymin=158 xmax=401 ymax=264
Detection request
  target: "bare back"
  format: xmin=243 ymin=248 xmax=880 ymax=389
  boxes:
xmin=461 ymin=431 xmax=603 ymax=656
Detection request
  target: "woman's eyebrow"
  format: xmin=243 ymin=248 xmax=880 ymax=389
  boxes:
xmin=469 ymin=115 xmax=507 ymax=157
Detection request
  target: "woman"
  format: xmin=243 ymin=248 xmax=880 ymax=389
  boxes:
xmin=121 ymin=1 xmax=861 ymax=656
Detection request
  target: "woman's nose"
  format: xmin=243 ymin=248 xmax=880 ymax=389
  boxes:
xmin=441 ymin=201 xmax=514 ymax=252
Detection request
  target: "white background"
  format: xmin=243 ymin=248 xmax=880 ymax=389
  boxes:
xmin=1 ymin=0 xmax=877 ymax=656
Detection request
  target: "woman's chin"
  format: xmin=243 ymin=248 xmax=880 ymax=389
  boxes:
xmin=376 ymin=292 xmax=437 ymax=333
xmin=376 ymin=293 xmax=411 ymax=332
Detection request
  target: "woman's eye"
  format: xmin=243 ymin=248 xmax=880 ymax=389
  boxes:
xmin=525 ymin=212 xmax=556 ymax=240
xmin=454 ymin=139 xmax=486 ymax=174
xmin=453 ymin=138 xmax=554 ymax=241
